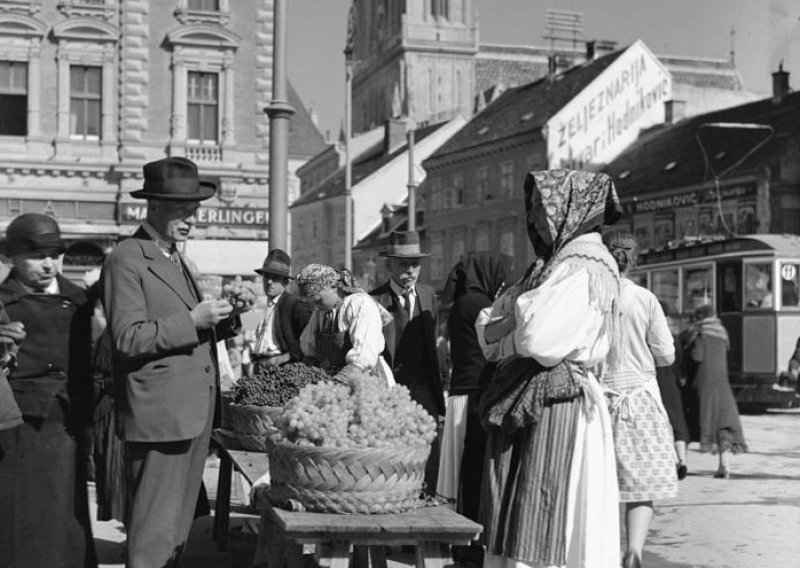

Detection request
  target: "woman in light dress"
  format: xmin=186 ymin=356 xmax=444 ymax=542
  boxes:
xmin=476 ymin=170 xmax=622 ymax=568
xmin=602 ymin=230 xmax=678 ymax=568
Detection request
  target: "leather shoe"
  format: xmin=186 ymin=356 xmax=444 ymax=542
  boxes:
xmin=676 ymin=462 xmax=688 ymax=480
xmin=713 ymin=468 xmax=730 ymax=479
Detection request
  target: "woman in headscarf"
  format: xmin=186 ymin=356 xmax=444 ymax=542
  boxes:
xmin=682 ymin=304 xmax=748 ymax=478
xmin=602 ymin=230 xmax=678 ymax=568
xmin=297 ymin=264 xmax=394 ymax=385
xmin=475 ymin=170 xmax=622 ymax=568
xmin=437 ymin=252 xmax=511 ymax=564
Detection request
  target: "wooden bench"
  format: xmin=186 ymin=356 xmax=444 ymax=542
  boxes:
xmin=211 ymin=429 xmax=270 ymax=551
xmin=252 ymin=501 xmax=483 ymax=568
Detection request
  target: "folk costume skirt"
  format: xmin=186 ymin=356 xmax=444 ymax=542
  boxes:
xmin=436 ymin=394 xmax=469 ymax=502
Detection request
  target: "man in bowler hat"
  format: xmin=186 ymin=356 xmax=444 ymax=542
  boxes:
xmin=370 ymin=230 xmax=445 ymax=489
xmin=101 ymin=157 xmax=247 ymax=567
xmin=0 ymin=213 xmax=98 ymax=567
xmin=250 ymin=249 xmax=313 ymax=370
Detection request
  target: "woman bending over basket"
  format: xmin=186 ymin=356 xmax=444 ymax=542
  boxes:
xmin=297 ymin=264 xmax=394 ymax=385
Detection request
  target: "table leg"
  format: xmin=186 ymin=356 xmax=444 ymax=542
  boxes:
xmin=369 ymin=545 xmax=388 ymax=568
xmin=414 ymin=541 xmax=447 ymax=568
xmin=213 ymin=449 xmax=233 ymax=551
xmin=326 ymin=541 xmax=350 ymax=568
xmin=353 ymin=545 xmax=369 ymax=568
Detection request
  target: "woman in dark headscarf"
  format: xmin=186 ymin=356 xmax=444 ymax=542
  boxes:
xmin=436 ymin=254 xmax=511 ymax=532
xmin=683 ymin=304 xmax=748 ymax=478
xmin=476 ymin=170 xmax=622 ymax=568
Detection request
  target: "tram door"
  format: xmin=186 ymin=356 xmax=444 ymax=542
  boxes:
xmin=717 ymin=259 xmax=743 ymax=379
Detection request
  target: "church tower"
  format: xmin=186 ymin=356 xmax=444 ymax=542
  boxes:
xmin=349 ymin=0 xmax=478 ymax=134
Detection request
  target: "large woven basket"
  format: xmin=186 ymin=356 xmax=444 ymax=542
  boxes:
xmin=266 ymin=439 xmax=431 ymax=514
xmin=220 ymin=402 xmax=282 ymax=452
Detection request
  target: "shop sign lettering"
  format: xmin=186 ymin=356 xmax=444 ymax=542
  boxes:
xmin=121 ymin=205 xmax=268 ymax=227
xmin=546 ymin=40 xmax=672 ymax=170
xmin=623 ymin=184 xmax=756 ymax=214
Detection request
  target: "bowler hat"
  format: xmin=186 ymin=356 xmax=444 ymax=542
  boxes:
xmin=2 ymin=213 xmax=66 ymax=257
xmin=130 ymin=157 xmax=216 ymax=201
xmin=378 ymin=231 xmax=430 ymax=258
xmin=255 ymin=249 xmax=293 ymax=279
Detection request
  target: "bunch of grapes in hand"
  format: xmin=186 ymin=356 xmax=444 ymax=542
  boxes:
xmin=222 ymin=276 xmax=257 ymax=314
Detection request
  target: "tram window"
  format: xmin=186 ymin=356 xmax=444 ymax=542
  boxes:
xmin=652 ymin=269 xmax=679 ymax=316
xmin=718 ymin=261 xmax=742 ymax=313
xmin=744 ymin=263 xmax=773 ymax=309
xmin=683 ymin=265 xmax=714 ymax=312
xmin=779 ymin=262 xmax=800 ymax=308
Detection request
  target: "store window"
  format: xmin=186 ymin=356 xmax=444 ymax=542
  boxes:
xmin=652 ymin=269 xmax=679 ymax=316
xmin=683 ymin=264 xmax=714 ymax=313
xmin=70 ymin=66 xmax=102 ymax=139
xmin=0 ymin=61 xmax=27 ymax=136
xmin=187 ymin=71 xmax=219 ymax=144
xmin=744 ymin=262 xmax=773 ymax=309
xmin=779 ymin=262 xmax=800 ymax=309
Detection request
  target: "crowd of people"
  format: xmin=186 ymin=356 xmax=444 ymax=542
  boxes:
xmin=0 ymin=157 xmax=752 ymax=568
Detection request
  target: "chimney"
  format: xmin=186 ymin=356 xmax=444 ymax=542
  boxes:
xmin=309 ymin=106 xmax=319 ymax=129
xmin=664 ymin=100 xmax=686 ymax=124
xmin=596 ymin=40 xmax=618 ymax=56
xmin=585 ymin=40 xmax=597 ymax=61
xmin=384 ymin=117 xmax=408 ymax=155
xmin=773 ymin=62 xmax=790 ymax=101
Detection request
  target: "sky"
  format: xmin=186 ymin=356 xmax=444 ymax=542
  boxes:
xmin=286 ymin=0 xmax=800 ymax=138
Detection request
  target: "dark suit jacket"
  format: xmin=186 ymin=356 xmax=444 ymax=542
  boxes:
xmin=273 ymin=292 xmax=313 ymax=362
xmin=100 ymin=227 xmax=239 ymax=442
xmin=370 ymin=280 xmax=445 ymax=415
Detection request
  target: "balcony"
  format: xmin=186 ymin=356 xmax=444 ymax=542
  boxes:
xmin=186 ymin=144 xmax=222 ymax=163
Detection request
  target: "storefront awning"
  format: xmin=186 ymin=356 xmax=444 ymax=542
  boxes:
xmin=183 ymin=239 xmax=270 ymax=277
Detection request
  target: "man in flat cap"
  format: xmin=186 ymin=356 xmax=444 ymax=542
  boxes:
xmin=0 ymin=213 xmax=98 ymax=567
xmin=101 ymin=157 xmax=248 ymax=567
xmin=370 ymin=230 xmax=445 ymax=490
xmin=250 ymin=249 xmax=313 ymax=371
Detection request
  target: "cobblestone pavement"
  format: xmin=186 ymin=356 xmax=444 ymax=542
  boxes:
xmin=92 ymin=410 xmax=800 ymax=568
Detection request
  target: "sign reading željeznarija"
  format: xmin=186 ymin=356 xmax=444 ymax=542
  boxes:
xmin=547 ymin=40 xmax=672 ymax=170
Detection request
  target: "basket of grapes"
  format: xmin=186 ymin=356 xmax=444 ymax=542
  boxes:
xmin=221 ymin=362 xmax=330 ymax=451
xmin=265 ymin=373 xmax=438 ymax=514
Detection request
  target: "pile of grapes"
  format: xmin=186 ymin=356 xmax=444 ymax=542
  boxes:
xmin=232 ymin=362 xmax=330 ymax=407
xmin=221 ymin=276 xmax=257 ymax=313
xmin=273 ymin=372 xmax=437 ymax=450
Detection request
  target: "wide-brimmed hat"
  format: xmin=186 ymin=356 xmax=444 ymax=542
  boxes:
xmin=130 ymin=157 xmax=216 ymax=201
xmin=378 ymin=231 xmax=430 ymax=258
xmin=2 ymin=213 xmax=66 ymax=257
xmin=255 ymin=249 xmax=293 ymax=279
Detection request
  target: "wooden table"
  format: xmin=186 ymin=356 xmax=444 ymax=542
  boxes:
xmin=252 ymin=502 xmax=483 ymax=568
xmin=211 ymin=429 xmax=270 ymax=551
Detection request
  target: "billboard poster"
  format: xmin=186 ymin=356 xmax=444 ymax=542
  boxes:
xmin=546 ymin=40 xmax=672 ymax=170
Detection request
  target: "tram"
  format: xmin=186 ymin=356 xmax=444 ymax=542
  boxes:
xmin=631 ymin=234 xmax=800 ymax=409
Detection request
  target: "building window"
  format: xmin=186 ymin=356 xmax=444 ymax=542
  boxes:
xmin=429 ymin=178 xmax=442 ymax=211
xmin=431 ymin=0 xmax=449 ymax=19
xmin=187 ymin=71 xmax=219 ymax=143
xmin=475 ymin=225 xmax=489 ymax=251
xmin=188 ymin=0 xmax=219 ymax=10
xmin=451 ymin=233 xmax=464 ymax=267
xmin=500 ymin=230 xmax=515 ymax=269
xmin=475 ymin=166 xmax=489 ymax=201
xmin=500 ymin=161 xmax=515 ymax=197
xmin=430 ymin=234 xmax=443 ymax=280
xmin=452 ymin=173 xmax=464 ymax=206
xmin=0 ymin=61 xmax=27 ymax=136
xmin=70 ymin=66 xmax=102 ymax=140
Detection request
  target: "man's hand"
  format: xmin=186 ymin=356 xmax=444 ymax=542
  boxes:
xmin=0 ymin=321 xmax=26 ymax=345
xmin=190 ymin=299 xmax=234 ymax=330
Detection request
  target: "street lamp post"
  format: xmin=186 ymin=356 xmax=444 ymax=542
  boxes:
xmin=407 ymin=129 xmax=416 ymax=231
xmin=265 ymin=0 xmax=295 ymax=252
xmin=343 ymin=55 xmax=354 ymax=270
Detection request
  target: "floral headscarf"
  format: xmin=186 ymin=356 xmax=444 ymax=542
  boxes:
xmin=296 ymin=264 xmax=338 ymax=297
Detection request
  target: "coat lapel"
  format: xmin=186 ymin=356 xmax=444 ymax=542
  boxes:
xmin=138 ymin=239 xmax=198 ymax=309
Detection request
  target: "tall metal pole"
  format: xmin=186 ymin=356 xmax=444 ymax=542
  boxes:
xmin=343 ymin=59 xmax=354 ymax=270
xmin=265 ymin=0 xmax=295 ymax=252
xmin=406 ymin=129 xmax=416 ymax=231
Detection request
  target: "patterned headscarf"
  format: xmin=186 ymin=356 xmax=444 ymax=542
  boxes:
xmin=296 ymin=264 xmax=338 ymax=297
xmin=336 ymin=268 xmax=364 ymax=295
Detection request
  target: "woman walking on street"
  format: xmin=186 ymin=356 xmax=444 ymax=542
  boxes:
xmin=476 ymin=170 xmax=622 ymax=568
xmin=602 ymin=231 xmax=678 ymax=568
xmin=682 ymin=304 xmax=748 ymax=478
xmin=658 ymin=305 xmax=691 ymax=480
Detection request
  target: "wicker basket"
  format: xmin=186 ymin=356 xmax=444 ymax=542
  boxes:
xmin=221 ymin=402 xmax=282 ymax=452
xmin=266 ymin=439 xmax=431 ymax=514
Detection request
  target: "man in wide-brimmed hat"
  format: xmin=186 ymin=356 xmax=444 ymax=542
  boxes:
xmin=0 ymin=213 xmax=98 ymax=566
xmin=100 ymin=157 xmax=248 ymax=568
xmin=250 ymin=249 xmax=312 ymax=370
xmin=370 ymin=230 xmax=445 ymax=490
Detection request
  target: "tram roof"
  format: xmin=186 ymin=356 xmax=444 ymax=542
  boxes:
xmin=637 ymin=234 xmax=800 ymax=265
